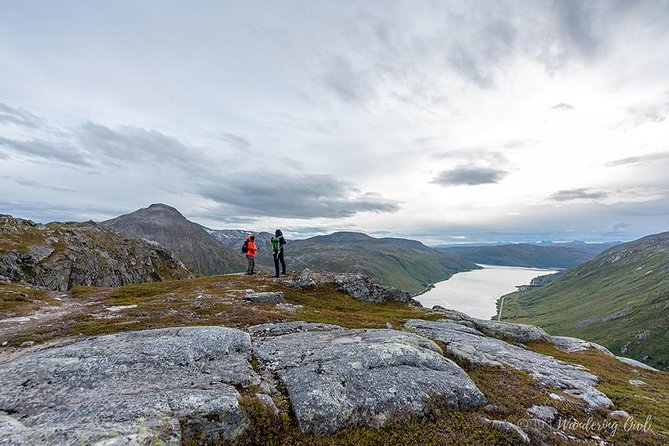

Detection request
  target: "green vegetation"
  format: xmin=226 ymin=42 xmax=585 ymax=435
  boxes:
xmin=499 ymin=233 xmax=669 ymax=370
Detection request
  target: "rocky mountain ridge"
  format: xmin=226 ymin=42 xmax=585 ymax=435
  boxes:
xmin=272 ymin=231 xmax=479 ymax=295
xmin=439 ymin=241 xmax=620 ymax=269
xmin=0 ymin=214 xmax=194 ymax=291
xmin=102 ymin=204 xmax=247 ymax=275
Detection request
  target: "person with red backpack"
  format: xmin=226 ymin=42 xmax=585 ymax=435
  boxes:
xmin=243 ymin=235 xmax=257 ymax=275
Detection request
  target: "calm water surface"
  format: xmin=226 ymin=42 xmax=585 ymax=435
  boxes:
xmin=415 ymin=264 xmax=558 ymax=320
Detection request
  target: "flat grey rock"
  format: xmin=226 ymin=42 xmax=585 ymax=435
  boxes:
xmin=550 ymin=336 xmax=615 ymax=356
xmin=406 ymin=319 xmax=613 ymax=410
xmin=0 ymin=327 xmax=257 ymax=445
xmin=253 ymin=326 xmax=486 ymax=433
xmin=527 ymin=405 xmax=558 ymax=423
xmin=248 ymin=321 xmax=343 ymax=337
xmin=608 ymin=410 xmax=630 ymax=420
xmin=428 ymin=306 xmax=552 ymax=343
xmin=243 ymin=289 xmax=284 ymax=304
xmin=616 ymin=356 xmax=659 ymax=372
xmin=482 ymin=418 xmax=530 ymax=444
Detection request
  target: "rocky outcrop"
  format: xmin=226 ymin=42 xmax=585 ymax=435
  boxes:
xmin=285 ymin=270 xmax=421 ymax=306
xmin=615 ymin=356 xmax=660 ymax=372
xmin=251 ymin=322 xmax=486 ymax=433
xmin=0 ymin=327 xmax=257 ymax=445
xmin=406 ymin=319 xmax=614 ymax=410
xmin=550 ymin=335 xmax=615 ymax=356
xmin=427 ymin=306 xmax=552 ymax=343
xmin=0 ymin=215 xmax=194 ymax=291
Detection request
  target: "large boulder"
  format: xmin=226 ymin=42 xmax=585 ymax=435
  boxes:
xmin=285 ymin=270 xmax=421 ymax=306
xmin=251 ymin=322 xmax=486 ymax=433
xmin=406 ymin=319 xmax=614 ymax=410
xmin=0 ymin=327 xmax=258 ymax=445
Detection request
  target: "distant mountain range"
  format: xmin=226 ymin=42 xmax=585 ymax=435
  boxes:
xmin=102 ymin=204 xmax=247 ymax=275
xmin=0 ymin=214 xmax=194 ymax=291
xmin=438 ymin=241 xmax=620 ymax=269
xmin=284 ymin=232 xmax=479 ymax=295
xmin=99 ymin=205 xmax=476 ymax=294
xmin=498 ymin=232 xmax=669 ymax=370
xmin=210 ymin=230 xmax=479 ymax=294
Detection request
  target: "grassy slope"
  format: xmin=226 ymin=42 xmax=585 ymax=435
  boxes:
xmin=287 ymin=233 xmax=479 ymax=295
xmin=499 ymin=237 xmax=669 ymax=370
xmin=2 ymin=276 xmax=668 ymax=445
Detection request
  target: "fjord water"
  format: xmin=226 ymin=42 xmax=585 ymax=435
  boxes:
xmin=416 ymin=264 xmax=558 ymax=320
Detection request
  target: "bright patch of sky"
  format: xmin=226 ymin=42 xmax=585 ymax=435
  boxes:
xmin=1 ymin=1 xmax=668 ymax=243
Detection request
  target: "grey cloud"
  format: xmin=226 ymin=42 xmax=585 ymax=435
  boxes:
xmin=220 ymin=132 xmax=251 ymax=150
xmin=0 ymin=136 xmax=91 ymax=166
xmin=199 ymin=173 xmax=400 ymax=219
xmin=16 ymin=178 xmax=75 ymax=193
xmin=279 ymin=156 xmax=306 ymax=171
xmin=610 ymin=222 xmax=631 ymax=232
xmin=448 ymin=20 xmax=517 ymax=88
xmin=0 ymin=199 xmax=122 ymax=223
xmin=78 ymin=122 xmax=195 ymax=165
xmin=626 ymin=104 xmax=667 ymax=126
xmin=449 ymin=45 xmax=494 ymax=88
xmin=0 ymin=103 xmax=45 ymax=128
xmin=606 ymin=152 xmax=669 ymax=167
xmin=432 ymin=167 xmax=507 ymax=186
xmin=550 ymin=188 xmax=608 ymax=202
xmin=551 ymin=103 xmax=575 ymax=110
xmin=551 ymin=0 xmax=600 ymax=59
xmin=321 ymin=57 xmax=372 ymax=104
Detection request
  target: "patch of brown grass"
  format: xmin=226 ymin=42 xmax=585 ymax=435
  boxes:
xmin=232 ymin=395 xmax=516 ymax=446
xmin=0 ymin=282 xmax=57 ymax=317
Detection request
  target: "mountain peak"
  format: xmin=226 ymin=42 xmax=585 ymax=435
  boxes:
xmin=146 ymin=203 xmax=182 ymax=214
xmin=318 ymin=231 xmax=375 ymax=242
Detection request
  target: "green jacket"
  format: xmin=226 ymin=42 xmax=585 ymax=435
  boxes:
xmin=271 ymin=235 xmax=286 ymax=253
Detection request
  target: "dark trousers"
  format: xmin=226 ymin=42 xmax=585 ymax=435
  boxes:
xmin=273 ymin=250 xmax=286 ymax=276
xmin=246 ymin=256 xmax=255 ymax=273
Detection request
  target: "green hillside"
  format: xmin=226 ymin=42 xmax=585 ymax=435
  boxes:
xmin=287 ymin=232 xmax=479 ymax=295
xmin=498 ymin=232 xmax=669 ymax=370
xmin=439 ymin=241 xmax=618 ymax=269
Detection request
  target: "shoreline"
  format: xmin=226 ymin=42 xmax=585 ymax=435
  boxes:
xmin=415 ymin=265 xmax=558 ymax=319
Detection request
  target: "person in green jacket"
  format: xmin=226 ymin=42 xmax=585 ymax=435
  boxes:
xmin=271 ymin=229 xmax=286 ymax=278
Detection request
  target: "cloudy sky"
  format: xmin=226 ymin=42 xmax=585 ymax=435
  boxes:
xmin=1 ymin=1 xmax=668 ymax=244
